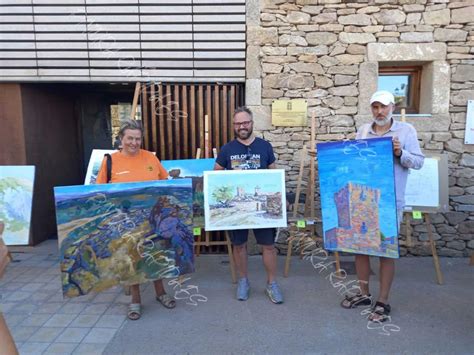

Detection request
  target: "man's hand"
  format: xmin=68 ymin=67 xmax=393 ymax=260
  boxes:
xmin=393 ymin=137 xmax=402 ymax=157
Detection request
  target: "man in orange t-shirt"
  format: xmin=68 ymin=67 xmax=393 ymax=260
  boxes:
xmin=96 ymin=120 xmax=174 ymax=320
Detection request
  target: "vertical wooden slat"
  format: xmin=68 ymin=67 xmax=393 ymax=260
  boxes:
xmin=182 ymin=85 xmax=189 ymax=158
xmin=213 ymin=85 xmax=220 ymax=150
xmin=174 ymin=85 xmax=181 ymax=159
xmin=150 ymin=83 xmax=157 ymax=153
xmin=198 ymin=85 xmax=204 ymax=153
xmin=230 ymin=85 xmax=236 ymax=142
xmin=222 ymin=85 xmax=228 ymax=144
xmin=166 ymin=84 xmax=173 ymax=159
xmin=190 ymin=85 xmax=196 ymax=156
xmin=158 ymin=84 xmax=166 ymax=159
xmin=141 ymin=83 xmax=149 ymax=150
xmin=205 ymin=85 xmax=212 ymax=157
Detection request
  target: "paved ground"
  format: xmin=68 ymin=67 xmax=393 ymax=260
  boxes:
xmin=0 ymin=240 xmax=472 ymax=354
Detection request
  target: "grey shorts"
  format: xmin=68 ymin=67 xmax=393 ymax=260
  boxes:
xmin=230 ymin=228 xmax=275 ymax=246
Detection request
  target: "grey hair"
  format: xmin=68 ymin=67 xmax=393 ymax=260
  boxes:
xmin=118 ymin=119 xmax=143 ymax=138
xmin=233 ymin=106 xmax=253 ymax=120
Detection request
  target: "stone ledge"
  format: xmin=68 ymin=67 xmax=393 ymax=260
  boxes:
xmin=367 ymin=42 xmax=447 ymax=61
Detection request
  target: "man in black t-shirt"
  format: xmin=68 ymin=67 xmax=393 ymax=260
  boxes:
xmin=214 ymin=106 xmax=283 ymax=304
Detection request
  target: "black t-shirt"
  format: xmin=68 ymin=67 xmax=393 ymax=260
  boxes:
xmin=216 ymin=137 xmax=276 ymax=170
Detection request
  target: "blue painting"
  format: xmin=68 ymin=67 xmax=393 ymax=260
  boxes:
xmin=54 ymin=179 xmax=194 ymax=297
xmin=0 ymin=166 xmax=35 ymax=245
xmin=161 ymin=158 xmax=215 ymax=228
xmin=317 ymin=137 xmax=399 ymax=258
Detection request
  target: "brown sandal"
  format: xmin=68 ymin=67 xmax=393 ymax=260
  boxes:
xmin=156 ymin=293 xmax=176 ymax=309
xmin=368 ymin=301 xmax=391 ymax=322
xmin=341 ymin=293 xmax=372 ymax=309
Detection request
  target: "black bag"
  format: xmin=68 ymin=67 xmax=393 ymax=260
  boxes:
xmin=105 ymin=154 xmax=112 ymax=183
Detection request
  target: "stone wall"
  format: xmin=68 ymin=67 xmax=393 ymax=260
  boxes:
xmin=245 ymin=0 xmax=474 ymax=256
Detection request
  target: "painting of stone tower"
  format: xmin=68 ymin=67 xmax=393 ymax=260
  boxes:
xmin=326 ymin=183 xmax=381 ymax=251
xmin=317 ymin=137 xmax=399 ymax=258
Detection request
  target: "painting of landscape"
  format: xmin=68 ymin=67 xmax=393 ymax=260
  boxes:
xmin=161 ymin=158 xmax=215 ymax=228
xmin=317 ymin=137 xmax=399 ymax=258
xmin=203 ymin=170 xmax=287 ymax=231
xmin=0 ymin=166 xmax=35 ymax=245
xmin=84 ymin=149 xmax=116 ymax=185
xmin=54 ymin=179 xmax=194 ymax=298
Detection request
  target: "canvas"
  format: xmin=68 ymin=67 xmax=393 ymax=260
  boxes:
xmin=317 ymin=137 xmax=399 ymax=258
xmin=161 ymin=158 xmax=215 ymax=228
xmin=203 ymin=170 xmax=287 ymax=231
xmin=0 ymin=166 xmax=35 ymax=245
xmin=84 ymin=149 xmax=117 ymax=185
xmin=54 ymin=179 xmax=194 ymax=298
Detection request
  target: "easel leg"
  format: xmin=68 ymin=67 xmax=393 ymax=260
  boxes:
xmin=405 ymin=212 xmax=412 ymax=248
xmin=124 ymin=286 xmax=131 ymax=296
xmin=225 ymin=232 xmax=237 ymax=284
xmin=195 ymin=232 xmax=203 ymax=257
xmin=425 ymin=214 xmax=444 ymax=285
xmin=469 ymin=253 xmax=474 ymax=266
xmin=284 ymin=237 xmax=294 ymax=278
xmin=334 ymin=251 xmax=341 ymax=276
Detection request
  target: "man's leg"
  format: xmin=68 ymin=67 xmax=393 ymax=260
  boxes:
xmin=130 ymin=284 xmax=141 ymax=304
xmin=233 ymin=243 xmax=248 ymax=279
xmin=153 ymin=279 xmax=165 ymax=296
xmin=256 ymin=229 xmax=283 ymax=304
xmin=378 ymin=257 xmax=395 ymax=304
xmin=262 ymin=245 xmax=277 ymax=284
xmin=355 ymin=254 xmax=371 ymax=295
xmin=230 ymin=230 xmax=250 ymax=301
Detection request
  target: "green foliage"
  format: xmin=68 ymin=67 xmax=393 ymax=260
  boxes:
xmin=380 ymin=231 xmax=386 ymax=242
xmin=212 ymin=185 xmax=233 ymax=203
xmin=194 ymin=191 xmax=204 ymax=205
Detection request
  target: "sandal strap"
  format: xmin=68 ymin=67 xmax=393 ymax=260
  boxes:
xmin=373 ymin=301 xmax=391 ymax=315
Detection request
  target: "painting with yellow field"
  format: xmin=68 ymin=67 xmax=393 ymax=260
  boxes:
xmin=54 ymin=179 xmax=194 ymax=298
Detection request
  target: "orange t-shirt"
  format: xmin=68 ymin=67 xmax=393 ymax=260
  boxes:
xmin=96 ymin=149 xmax=168 ymax=184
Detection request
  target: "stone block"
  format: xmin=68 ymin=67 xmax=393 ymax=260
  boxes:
xmin=452 ymin=65 xmax=474 ymax=82
xmin=423 ymin=9 xmax=450 ymax=25
xmin=306 ymin=32 xmax=338 ymax=45
xmin=339 ymin=32 xmax=376 ymax=44
xmin=434 ymin=28 xmax=468 ymax=42
xmin=287 ymin=11 xmax=311 ymax=24
xmin=373 ymin=9 xmax=406 ymax=25
xmin=247 ymin=26 xmax=278 ymax=46
xmin=246 ymin=79 xmax=262 ymax=106
xmin=400 ymin=32 xmax=433 ymax=42
xmin=451 ymin=7 xmax=474 ymax=23
xmin=338 ymin=14 xmax=371 ymax=26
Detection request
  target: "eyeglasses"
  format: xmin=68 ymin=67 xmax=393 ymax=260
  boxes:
xmin=233 ymin=120 xmax=252 ymax=127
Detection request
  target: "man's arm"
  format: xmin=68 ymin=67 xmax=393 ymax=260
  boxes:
xmin=399 ymin=127 xmax=424 ymax=170
xmin=214 ymin=162 xmax=225 ymax=170
xmin=268 ymin=163 xmax=276 ymax=169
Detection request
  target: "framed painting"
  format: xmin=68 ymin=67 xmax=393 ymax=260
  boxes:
xmin=84 ymin=149 xmax=117 ymax=185
xmin=54 ymin=179 xmax=194 ymax=297
xmin=317 ymin=137 xmax=399 ymax=258
xmin=0 ymin=166 xmax=35 ymax=245
xmin=161 ymin=158 xmax=215 ymax=228
xmin=203 ymin=170 xmax=287 ymax=231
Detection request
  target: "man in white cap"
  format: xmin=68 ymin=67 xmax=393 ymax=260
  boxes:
xmin=340 ymin=90 xmax=424 ymax=322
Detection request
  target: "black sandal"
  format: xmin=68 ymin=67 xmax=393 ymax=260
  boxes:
xmin=340 ymin=293 xmax=372 ymax=309
xmin=368 ymin=301 xmax=391 ymax=322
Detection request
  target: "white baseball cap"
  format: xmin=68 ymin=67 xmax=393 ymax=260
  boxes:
xmin=370 ymin=90 xmax=395 ymax=105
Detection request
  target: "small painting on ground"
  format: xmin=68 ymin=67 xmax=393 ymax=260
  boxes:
xmin=0 ymin=166 xmax=35 ymax=245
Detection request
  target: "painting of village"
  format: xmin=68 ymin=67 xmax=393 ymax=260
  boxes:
xmin=84 ymin=149 xmax=116 ymax=185
xmin=317 ymin=137 xmax=399 ymax=258
xmin=54 ymin=179 xmax=194 ymax=298
xmin=161 ymin=158 xmax=215 ymax=228
xmin=203 ymin=170 xmax=287 ymax=231
xmin=0 ymin=166 xmax=35 ymax=245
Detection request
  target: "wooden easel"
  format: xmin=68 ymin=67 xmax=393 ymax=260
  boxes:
xmin=193 ymin=115 xmax=237 ymax=283
xmin=400 ymin=109 xmax=443 ymax=284
xmin=284 ymin=114 xmax=341 ymax=277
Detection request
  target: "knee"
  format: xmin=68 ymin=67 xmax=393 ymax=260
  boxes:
xmin=233 ymin=243 xmax=247 ymax=252
xmin=262 ymin=245 xmax=275 ymax=253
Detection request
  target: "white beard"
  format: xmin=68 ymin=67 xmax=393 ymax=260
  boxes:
xmin=373 ymin=111 xmax=392 ymax=127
